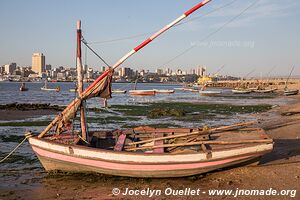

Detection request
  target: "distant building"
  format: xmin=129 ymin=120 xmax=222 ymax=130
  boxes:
xmin=156 ymin=68 xmax=163 ymax=75
xmin=45 ymin=64 xmax=51 ymax=71
xmin=87 ymin=68 xmax=94 ymax=79
xmin=4 ymin=63 xmax=17 ymax=75
xmin=32 ymin=53 xmax=45 ymax=75
xmin=100 ymin=66 xmax=106 ymax=72
xmin=196 ymin=66 xmax=206 ymax=76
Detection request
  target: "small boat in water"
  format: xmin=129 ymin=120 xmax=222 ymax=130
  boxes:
xmin=199 ymin=90 xmax=222 ymax=97
xmin=112 ymin=89 xmax=127 ymax=94
xmin=129 ymin=90 xmax=156 ymax=96
xmin=284 ymin=89 xmax=299 ymax=96
xmin=154 ymin=89 xmax=175 ymax=94
xmin=41 ymin=80 xmax=60 ymax=92
xmin=19 ymin=83 xmax=28 ymax=91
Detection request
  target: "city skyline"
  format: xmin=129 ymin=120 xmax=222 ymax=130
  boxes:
xmin=1 ymin=0 xmax=299 ymax=77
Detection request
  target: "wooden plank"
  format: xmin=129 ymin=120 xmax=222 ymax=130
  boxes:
xmin=125 ymin=139 xmax=273 ymax=151
xmin=153 ymin=133 xmax=164 ymax=153
xmin=127 ymin=121 xmax=256 ymax=146
xmin=114 ymin=133 xmax=127 ymax=151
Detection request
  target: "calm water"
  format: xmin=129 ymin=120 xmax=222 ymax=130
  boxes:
xmin=0 ymin=82 xmax=291 ymax=191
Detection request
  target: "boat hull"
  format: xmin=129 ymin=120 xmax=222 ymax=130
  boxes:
xmin=284 ymin=90 xmax=299 ymax=96
xmin=232 ymin=89 xmax=251 ymax=94
xmin=29 ymin=137 xmax=272 ymax=178
xmin=129 ymin=90 xmax=156 ymax=96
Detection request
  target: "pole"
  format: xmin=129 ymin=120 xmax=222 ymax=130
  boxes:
xmin=76 ymin=20 xmax=88 ymax=141
xmin=38 ymin=0 xmax=212 ymax=138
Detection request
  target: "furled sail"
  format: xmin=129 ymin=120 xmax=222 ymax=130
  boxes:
xmin=55 ymin=69 xmax=113 ymax=134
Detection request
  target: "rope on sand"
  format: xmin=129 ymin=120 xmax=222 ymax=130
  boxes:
xmin=0 ymin=132 xmax=32 ymax=163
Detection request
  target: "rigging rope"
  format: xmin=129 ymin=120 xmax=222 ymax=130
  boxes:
xmin=161 ymin=0 xmax=261 ymax=67
xmin=0 ymin=132 xmax=32 ymax=163
xmin=81 ymin=37 xmax=111 ymax=68
xmin=87 ymin=0 xmax=238 ymax=45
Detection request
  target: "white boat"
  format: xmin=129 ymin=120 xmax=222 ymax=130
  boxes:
xmin=112 ymin=89 xmax=127 ymax=94
xmin=41 ymin=80 xmax=60 ymax=92
xmin=232 ymin=89 xmax=252 ymax=94
xmin=154 ymin=89 xmax=175 ymax=94
xmin=199 ymin=90 xmax=222 ymax=97
xmin=253 ymin=89 xmax=276 ymax=93
xmin=284 ymin=89 xmax=299 ymax=96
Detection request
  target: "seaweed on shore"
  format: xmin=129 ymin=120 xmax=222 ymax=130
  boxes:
xmin=0 ymin=121 xmax=51 ymax=127
xmin=111 ymin=102 xmax=272 ymax=117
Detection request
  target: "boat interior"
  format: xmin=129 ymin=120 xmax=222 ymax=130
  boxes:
xmin=43 ymin=126 xmax=272 ymax=155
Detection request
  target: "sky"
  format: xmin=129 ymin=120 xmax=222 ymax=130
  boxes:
xmin=0 ymin=0 xmax=299 ymax=77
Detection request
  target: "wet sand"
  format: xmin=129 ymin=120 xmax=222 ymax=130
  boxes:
xmin=1 ymin=96 xmax=300 ymax=199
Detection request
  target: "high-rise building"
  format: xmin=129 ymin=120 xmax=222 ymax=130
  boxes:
xmin=156 ymin=68 xmax=163 ymax=75
xmin=196 ymin=66 xmax=206 ymax=76
xmin=4 ymin=63 xmax=17 ymax=75
xmin=32 ymin=53 xmax=45 ymax=75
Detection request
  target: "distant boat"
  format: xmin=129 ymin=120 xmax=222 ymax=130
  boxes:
xmin=199 ymin=90 xmax=222 ymax=97
xmin=284 ymin=89 xmax=299 ymax=96
xmin=129 ymin=90 xmax=156 ymax=96
xmin=232 ymin=88 xmax=252 ymax=94
xmin=253 ymin=89 xmax=277 ymax=93
xmin=41 ymin=80 xmax=60 ymax=92
xmin=112 ymin=89 xmax=127 ymax=94
xmin=69 ymin=88 xmax=77 ymax=92
xmin=154 ymin=89 xmax=175 ymax=94
xmin=283 ymin=67 xmax=298 ymax=96
xmin=19 ymin=83 xmax=28 ymax=91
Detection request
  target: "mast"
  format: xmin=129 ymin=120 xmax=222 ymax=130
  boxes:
xmin=38 ymin=0 xmax=212 ymax=138
xmin=76 ymin=20 xmax=88 ymax=141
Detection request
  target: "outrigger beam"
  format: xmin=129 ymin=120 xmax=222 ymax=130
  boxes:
xmin=38 ymin=0 xmax=212 ymax=138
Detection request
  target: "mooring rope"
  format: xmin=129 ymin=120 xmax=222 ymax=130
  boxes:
xmin=0 ymin=132 xmax=32 ymax=163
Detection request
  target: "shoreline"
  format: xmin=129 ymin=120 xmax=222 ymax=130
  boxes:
xmin=0 ymin=95 xmax=300 ymax=199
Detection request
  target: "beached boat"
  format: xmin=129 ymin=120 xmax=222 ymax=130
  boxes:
xmin=112 ymin=89 xmax=127 ymax=94
xmin=129 ymin=90 xmax=156 ymax=96
xmin=284 ymin=89 xmax=299 ymax=96
xmin=283 ymin=67 xmax=299 ymax=96
xmin=19 ymin=83 xmax=28 ymax=91
xmin=154 ymin=89 xmax=175 ymax=94
xmin=28 ymin=126 xmax=273 ymax=178
xmin=253 ymin=89 xmax=276 ymax=93
xmin=41 ymin=80 xmax=60 ymax=92
xmin=232 ymin=88 xmax=252 ymax=94
xmin=28 ymin=2 xmax=273 ymax=178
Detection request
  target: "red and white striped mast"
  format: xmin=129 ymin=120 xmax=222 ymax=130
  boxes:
xmin=38 ymin=0 xmax=212 ymax=138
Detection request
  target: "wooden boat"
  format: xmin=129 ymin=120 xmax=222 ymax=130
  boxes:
xmin=199 ymin=90 xmax=222 ymax=97
xmin=284 ymin=89 xmax=299 ymax=96
xmin=28 ymin=126 xmax=273 ymax=178
xmin=41 ymin=80 xmax=60 ymax=92
xmin=19 ymin=83 xmax=28 ymax=91
xmin=154 ymin=89 xmax=175 ymax=94
xmin=112 ymin=89 xmax=127 ymax=94
xmin=129 ymin=90 xmax=156 ymax=96
xmin=28 ymin=3 xmax=273 ymax=178
xmin=232 ymin=88 xmax=252 ymax=94
xmin=283 ymin=67 xmax=298 ymax=96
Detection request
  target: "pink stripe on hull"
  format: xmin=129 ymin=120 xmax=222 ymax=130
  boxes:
xmin=32 ymin=146 xmax=253 ymax=172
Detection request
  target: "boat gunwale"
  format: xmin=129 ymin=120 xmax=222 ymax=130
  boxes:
xmin=30 ymin=141 xmax=272 ymax=166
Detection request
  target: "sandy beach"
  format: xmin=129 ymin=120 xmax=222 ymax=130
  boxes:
xmin=0 ymin=94 xmax=299 ymax=200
